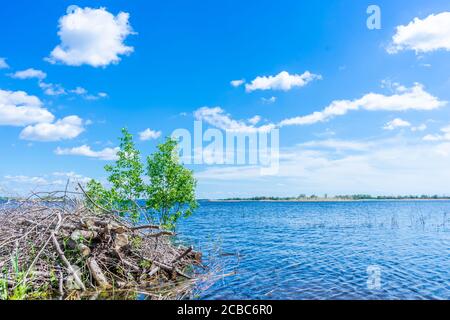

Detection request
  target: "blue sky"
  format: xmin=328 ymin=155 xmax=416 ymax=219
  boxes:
xmin=1 ymin=0 xmax=450 ymax=198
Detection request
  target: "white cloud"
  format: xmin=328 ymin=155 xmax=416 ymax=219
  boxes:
xmin=435 ymin=143 xmax=450 ymax=156
xmin=70 ymin=87 xmax=87 ymax=95
xmin=52 ymin=171 xmax=91 ymax=184
xmin=0 ymin=89 xmax=54 ymax=126
xmin=70 ymin=87 xmax=107 ymax=100
xmin=55 ymin=145 xmax=119 ymax=160
xmin=261 ymin=96 xmax=277 ymax=104
xmin=0 ymin=58 xmax=9 ymax=69
xmin=380 ymin=79 xmax=407 ymax=93
xmin=279 ymin=83 xmax=446 ymax=126
xmin=2 ymin=172 xmax=92 ymax=195
xmin=9 ymin=70 xmax=103 ymax=99
xmin=38 ymin=81 xmax=66 ymax=96
xmin=300 ymin=139 xmax=371 ymax=151
xmin=0 ymin=89 xmax=84 ymax=142
xmin=248 ymin=115 xmax=261 ymax=125
xmin=139 ymin=128 xmax=161 ymax=141
xmin=230 ymin=79 xmax=245 ymax=87
xmin=9 ymin=68 xmax=47 ymax=80
xmin=85 ymin=92 xmax=108 ymax=100
xmin=245 ymin=71 xmax=321 ymax=92
xmin=20 ymin=116 xmax=85 ymax=141
xmin=388 ymin=12 xmax=450 ymax=54
xmin=4 ymin=175 xmax=48 ymax=185
xmin=315 ymin=128 xmax=336 ymax=138
xmin=411 ymin=124 xmax=427 ymax=132
xmin=383 ymin=118 xmax=411 ymax=130
xmin=9 ymin=69 xmax=69 ymax=96
xmin=423 ymin=125 xmax=450 ymax=141
xmin=194 ymin=106 xmax=275 ymax=133
xmin=420 ymin=63 xmax=432 ymax=68
xmin=47 ymin=6 xmax=135 ymax=67
xmin=423 ymin=134 xmax=443 ymax=142
xmin=196 ymin=137 xmax=450 ymax=197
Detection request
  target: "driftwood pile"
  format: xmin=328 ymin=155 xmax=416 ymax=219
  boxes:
xmin=0 ymin=193 xmax=203 ymax=300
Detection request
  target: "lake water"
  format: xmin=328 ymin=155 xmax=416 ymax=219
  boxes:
xmin=176 ymin=201 xmax=450 ymax=300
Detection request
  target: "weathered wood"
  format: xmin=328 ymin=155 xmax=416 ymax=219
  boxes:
xmin=51 ymin=233 xmax=86 ymax=291
xmin=147 ymin=231 xmax=176 ymax=238
xmin=71 ymin=230 xmax=98 ymax=242
xmin=130 ymin=224 xmax=161 ymax=231
xmin=148 ymin=266 xmax=160 ymax=277
xmin=87 ymin=257 xmax=110 ymax=289
xmin=172 ymin=246 xmax=193 ymax=263
xmin=114 ymin=233 xmax=129 ymax=251
xmin=0 ymin=196 xmax=203 ymax=300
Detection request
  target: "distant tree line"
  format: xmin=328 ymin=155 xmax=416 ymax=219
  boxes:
xmin=334 ymin=194 xmax=450 ymax=200
xmin=223 ymin=194 xmax=450 ymax=201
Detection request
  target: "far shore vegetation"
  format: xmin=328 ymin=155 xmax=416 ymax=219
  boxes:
xmin=215 ymin=194 xmax=450 ymax=202
xmin=3 ymin=192 xmax=450 ymax=203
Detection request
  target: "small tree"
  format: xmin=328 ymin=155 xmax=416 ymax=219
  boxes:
xmin=104 ymin=128 xmax=145 ymax=220
xmin=86 ymin=129 xmax=197 ymax=228
xmin=146 ymin=137 xmax=198 ymax=229
xmin=86 ymin=128 xmax=145 ymax=222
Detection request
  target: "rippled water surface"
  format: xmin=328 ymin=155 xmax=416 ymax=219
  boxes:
xmin=176 ymin=201 xmax=450 ymax=300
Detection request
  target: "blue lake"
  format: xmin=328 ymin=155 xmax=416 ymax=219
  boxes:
xmin=176 ymin=201 xmax=450 ymax=300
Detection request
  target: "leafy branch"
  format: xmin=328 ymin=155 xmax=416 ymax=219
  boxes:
xmin=86 ymin=128 xmax=197 ymax=229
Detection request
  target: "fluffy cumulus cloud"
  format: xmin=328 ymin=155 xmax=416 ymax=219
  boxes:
xmin=194 ymin=107 xmax=275 ymax=133
xmin=139 ymin=128 xmax=161 ymax=141
xmin=0 ymin=89 xmax=85 ymax=141
xmin=245 ymin=71 xmax=321 ymax=92
xmin=20 ymin=116 xmax=85 ymax=141
xmin=9 ymin=68 xmax=47 ymax=80
xmin=0 ymin=58 xmax=9 ymax=69
xmin=47 ymin=6 xmax=135 ymax=67
xmin=388 ymin=11 xmax=450 ymax=54
xmin=383 ymin=118 xmax=411 ymax=130
xmin=0 ymin=89 xmax=54 ymax=126
xmin=279 ymin=83 xmax=446 ymax=126
xmin=55 ymin=145 xmax=119 ymax=160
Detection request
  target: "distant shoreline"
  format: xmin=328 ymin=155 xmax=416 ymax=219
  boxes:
xmin=3 ymin=197 xmax=450 ymax=203
xmin=205 ymin=198 xmax=450 ymax=203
